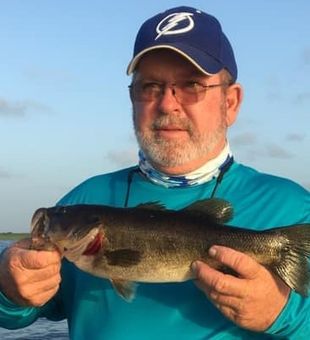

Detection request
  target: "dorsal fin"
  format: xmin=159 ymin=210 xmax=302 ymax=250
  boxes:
xmin=181 ymin=198 xmax=233 ymax=223
xmin=135 ymin=202 xmax=166 ymax=211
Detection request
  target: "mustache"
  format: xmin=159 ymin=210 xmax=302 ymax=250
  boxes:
xmin=152 ymin=116 xmax=193 ymax=131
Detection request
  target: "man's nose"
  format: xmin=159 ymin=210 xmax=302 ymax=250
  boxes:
xmin=157 ymin=85 xmax=180 ymax=111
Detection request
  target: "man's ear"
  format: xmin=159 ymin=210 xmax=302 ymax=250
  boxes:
xmin=225 ymin=83 xmax=243 ymax=126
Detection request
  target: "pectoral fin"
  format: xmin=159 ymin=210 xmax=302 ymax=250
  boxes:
xmin=104 ymin=249 xmax=142 ymax=267
xmin=110 ymin=279 xmax=137 ymax=302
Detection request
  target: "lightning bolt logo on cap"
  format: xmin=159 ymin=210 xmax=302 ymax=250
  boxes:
xmin=155 ymin=12 xmax=194 ymax=40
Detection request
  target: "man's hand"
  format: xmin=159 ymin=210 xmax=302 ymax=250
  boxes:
xmin=0 ymin=239 xmax=61 ymax=307
xmin=192 ymin=245 xmax=290 ymax=332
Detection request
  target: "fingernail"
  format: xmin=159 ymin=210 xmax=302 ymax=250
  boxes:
xmin=191 ymin=261 xmax=200 ymax=273
xmin=209 ymin=246 xmax=217 ymax=257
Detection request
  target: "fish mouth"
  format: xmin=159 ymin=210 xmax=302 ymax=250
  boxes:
xmin=31 ymin=208 xmax=49 ymax=237
xmin=30 ymin=208 xmax=56 ymax=250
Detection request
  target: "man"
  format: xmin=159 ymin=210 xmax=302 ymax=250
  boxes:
xmin=0 ymin=6 xmax=309 ymax=339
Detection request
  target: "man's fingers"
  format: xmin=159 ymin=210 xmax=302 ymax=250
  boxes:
xmin=0 ymin=242 xmax=62 ymax=306
xmin=11 ymin=271 xmax=61 ymax=307
xmin=19 ymin=284 xmax=61 ymax=307
xmin=6 ymin=245 xmax=61 ymax=270
xmin=18 ymin=263 xmax=61 ymax=284
xmin=208 ymin=245 xmax=262 ymax=279
xmin=192 ymin=246 xmax=291 ymax=331
xmin=193 ymin=260 xmax=247 ymax=298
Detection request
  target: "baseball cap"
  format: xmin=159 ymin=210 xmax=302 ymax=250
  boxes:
xmin=127 ymin=6 xmax=238 ymax=81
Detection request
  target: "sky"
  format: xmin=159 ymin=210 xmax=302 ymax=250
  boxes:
xmin=0 ymin=0 xmax=309 ymax=232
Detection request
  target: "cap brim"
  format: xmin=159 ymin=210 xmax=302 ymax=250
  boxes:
xmin=126 ymin=43 xmax=223 ymax=76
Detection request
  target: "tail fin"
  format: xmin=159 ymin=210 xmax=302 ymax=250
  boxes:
xmin=270 ymin=224 xmax=310 ymax=296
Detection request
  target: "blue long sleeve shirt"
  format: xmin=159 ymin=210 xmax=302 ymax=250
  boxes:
xmin=1 ymin=162 xmax=309 ymax=339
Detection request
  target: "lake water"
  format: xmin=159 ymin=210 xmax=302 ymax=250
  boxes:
xmin=0 ymin=240 xmax=69 ymax=339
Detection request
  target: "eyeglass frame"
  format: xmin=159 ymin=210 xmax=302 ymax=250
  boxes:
xmin=128 ymin=80 xmax=234 ymax=105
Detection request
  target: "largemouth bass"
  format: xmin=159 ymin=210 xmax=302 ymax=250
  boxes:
xmin=30 ymin=199 xmax=310 ymax=301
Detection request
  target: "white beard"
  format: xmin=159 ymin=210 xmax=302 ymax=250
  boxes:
xmin=133 ymin=108 xmax=227 ymax=168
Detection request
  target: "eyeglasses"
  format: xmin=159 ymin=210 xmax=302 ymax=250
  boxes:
xmin=128 ymin=80 xmax=232 ymax=105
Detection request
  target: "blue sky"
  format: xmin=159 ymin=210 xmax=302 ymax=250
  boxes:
xmin=0 ymin=0 xmax=309 ymax=231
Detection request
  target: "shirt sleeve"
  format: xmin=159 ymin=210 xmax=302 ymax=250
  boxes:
xmin=0 ymin=287 xmax=66 ymax=329
xmin=0 ymin=291 xmax=40 ymax=329
xmin=266 ymin=291 xmax=310 ymax=338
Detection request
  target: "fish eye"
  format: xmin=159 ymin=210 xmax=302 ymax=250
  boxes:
xmin=55 ymin=206 xmax=67 ymax=214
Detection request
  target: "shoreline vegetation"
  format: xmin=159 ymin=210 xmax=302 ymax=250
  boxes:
xmin=0 ymin=232 xmax=30 ymax=241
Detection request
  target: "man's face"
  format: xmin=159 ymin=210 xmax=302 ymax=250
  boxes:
xmin=131 ymin=49 xmax=240 ymax=174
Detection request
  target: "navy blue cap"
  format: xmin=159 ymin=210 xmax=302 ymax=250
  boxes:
xmin=127 ymin=6 xmax=238 ymax=81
